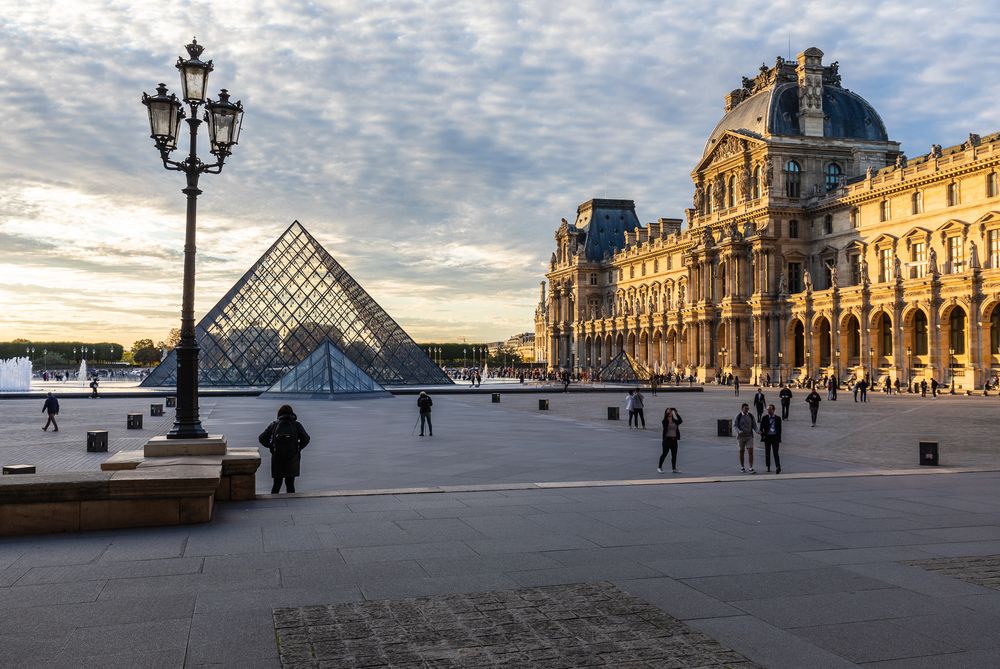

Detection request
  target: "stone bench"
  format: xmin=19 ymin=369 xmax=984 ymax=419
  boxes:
xmin=102 ymin=447 xmax=260 ymax=501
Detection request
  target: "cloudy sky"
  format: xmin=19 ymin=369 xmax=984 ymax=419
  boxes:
xmin=1 ymin=1 xmax=998 ymax=346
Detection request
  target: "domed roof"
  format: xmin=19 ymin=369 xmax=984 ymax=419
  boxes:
xmin=703 ymin=82 xmax=888 ymax=157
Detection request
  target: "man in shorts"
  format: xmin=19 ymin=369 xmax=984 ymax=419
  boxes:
xmin=733 ymin=403 xmax=757 ymax=473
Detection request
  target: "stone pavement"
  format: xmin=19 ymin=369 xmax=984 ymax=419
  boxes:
xmin=3 ymin=471 xmax=1000 ymax=667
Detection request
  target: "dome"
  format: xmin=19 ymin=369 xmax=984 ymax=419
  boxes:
xmin=703 ymin=82 xmax=889 ymax=158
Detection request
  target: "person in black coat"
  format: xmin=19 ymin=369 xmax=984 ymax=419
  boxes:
xmin=759 ymin=404 xmax=782 ymax=474
xmin=752 ymin=388 xmax=766 ymax=422
xmin=805 ymin=388 xmax=822 ymax=427
xmin=417 ymin=391 xmax=433 ymax=436
xmin=778 ymin=384 xmax=793 ymax=420
xmin=258 ymin=405 xmax=310 ymax=494
xmin=42 ymin=392 xmax=59 ymax=431
xmin=658 ymin=407 xmax=683 ymax=473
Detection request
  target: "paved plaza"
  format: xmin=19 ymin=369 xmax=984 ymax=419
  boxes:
xmin=1 ymin=388 xmax=1000 ymax=667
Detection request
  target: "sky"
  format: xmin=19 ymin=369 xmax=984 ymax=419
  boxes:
xmin=1 ymin=1 xmax=999 ymax=346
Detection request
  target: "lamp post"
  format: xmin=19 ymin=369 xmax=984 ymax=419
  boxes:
xmin=906 ymin=345 xmax=912 ymax=389
xmin=868 ymin=346 xmax=874 ymax=382
xmin=835 ymin=349 xmax=841 ymax=380
xmin=776 ymin=351 xmax=782 ymax=385
xmin=949 ymin=347 xmax=956 ymax=394
xmin=719 ymin=346 xmax=727 ymax=372
xmin=806 ymin=350 xmax=812 ymax=385
xmin=142 ymin=38 xmax=244 ymax=439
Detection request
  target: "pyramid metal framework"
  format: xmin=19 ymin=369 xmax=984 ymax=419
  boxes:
xmin=141 ymin=221 xmax=452 ymax=387
xmin=263 ymin=339 xmax=390 ymax=399
xmin=598 ymin=350 xmax=651 ymax=383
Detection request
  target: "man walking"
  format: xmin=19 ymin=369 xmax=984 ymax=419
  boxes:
xmin=733 ymin=403 xmax=757 ymax=473
xmin=734 ymin=375 xmax=741 ymax=396
xmin=921 ymin=379 xmax=928 ymax=397
xmin=752 ymin=388 xmax=766 ymax=423
xmin=853 ymin=379 xmax=860 ymax=402
xmin=931 ymin=378 xmax=939 ymax=398
xmin=417 ymin=391 xmax=433 ymax=436
xmin=89 ymin=376 xmax=99 ymax=399
xmin=806 ymin=387 xmax=822 ymax=427
xmin=760 ymin=404 xmax=782 ymax=474
xmin=42 ymin=392 xmax=59 ymax=432
xmin=778 ymin=384 xmax=793 ymax=420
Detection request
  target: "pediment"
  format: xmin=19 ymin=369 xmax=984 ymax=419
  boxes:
xmin=935 ymin=218 xmax=968 ymax=235
xmin=973 ymin=210 xmax=1000 ymax=226
xmin=695 ymin=131 xmax=766 ymax=172
xmin=869 ymin=233 xmax=897 ymax=248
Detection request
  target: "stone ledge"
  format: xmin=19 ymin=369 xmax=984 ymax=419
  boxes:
xmin=144 ymin=434 xmax=227 ymax=457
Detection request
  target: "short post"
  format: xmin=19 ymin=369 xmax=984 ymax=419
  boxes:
xmin=127 ymin=413 xmax=143 ymax=430
xmin=87 ymin=430 xmax=109 ymax=452
xmin=491 ymin=393 xmax=501 ymax=403
xmin=717 ymin=419 xmax=732 ymax=437
xmin=3 ymin=465 xmax=36 ymax=475
xmin=607 ymin=406 xmax=620 ymax=420
xmin=538 ymin=399 xmax=549 ymax=410
xmin=150 ymin=403 xmax=164 ymax=416
xmin=166 ymin=396 xmax=177 ymax=408
xmin=919 ymin=441 xmax=939 ymax=466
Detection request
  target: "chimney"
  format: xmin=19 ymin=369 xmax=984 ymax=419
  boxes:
xmin=539 ymin=281 xmax=546 ymax=304
xmin=796 ymin=47 xmax=825 ymax=137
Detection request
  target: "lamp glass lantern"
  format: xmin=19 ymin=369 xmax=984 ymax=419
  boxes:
xmin=204 ymin=89 xmax=244 ymax=155
xmin=175 ymin=38 xmax=213 ymax=104
xmin=142 ymin=84 xmax=183 ymax=150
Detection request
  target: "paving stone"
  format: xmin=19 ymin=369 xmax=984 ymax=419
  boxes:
xmin=904 ymin=554 xmax=1000 ymax=590
xmin=680 ymin=566 xmax=892 ymax=601
xmin=689 ymin=615 xmax=858 ymax=669
xmin=793 ymin=619 xmax=961 ymax=663
xmin=272 ymin=582 xmax=759 ymax=668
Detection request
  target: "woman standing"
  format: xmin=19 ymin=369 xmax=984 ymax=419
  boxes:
xmin=659 ymin=407 xmax=683 ymax=473
xmin=258 ymin=404 xmax=311 ymax=494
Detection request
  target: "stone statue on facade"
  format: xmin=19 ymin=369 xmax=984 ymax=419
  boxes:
xmin=803 ymin=269 xmax=813 ymax=292
xmin=826 ymin=260 xmax=838 ymax=289
xmin=678 ymin=284 xmax=685 ymax=306
xmin=713 ymin=175 xmax=725 ymax=210
xmin=970 ymin=241 xmax=980 ymax=269
xmin=928 ymin=247 xmax=938 ymax=275
xmin=693 ymin=184 xmax=703 ymax=212
xmin=895 ymin=153 xmax=907 ymax=169
xmin=931 ymin=144 xmax=943 ymax=159
xmin=764 ymin=157 xmax=773 ymax=191
xmin=865 ymin=166 xmax=874 ymax=181
xmin=740 ymin=166 xmax=751 ymax=202
xmin=777 ymin=272 xmax=787 ymax=295
xmin=859 ymin=256 xmax=871 ymax=287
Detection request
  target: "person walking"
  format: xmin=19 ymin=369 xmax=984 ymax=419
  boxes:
xmin=650 ymin=375 xmax=658 ymax=396
xmin=853 ymin=379 xmax=860 ymax=402
xmin=931 ymin=378 xmax=939 ymax=398
xmin=417 ymin=391 xmax=433 ymax=436
xmin=921 ymin=379 xmax=928 ymax=397
xmin=752 ymin=388 xmax=766 ymax=423
xmin=658 ymin=407 xmax=683 ymax=473
xmin=778 ymin=384 xmax=793 ymax=420
xmin=734 ymin=375 xmax=741 ymax=396
xmin=562 ymin=371 xmax=571 ymax=393
xmin=759 ymin=404 xmax=782 ymax=474
xmin=806 ymin=387 xmax=822 ymax=427
xmin=89 ymin=376 xmax=99 ymax=399
xmin=41 ymin=392 xmax=59 ymax=432
xmin=859 ymin=378 xmax=868 ymax=402
xmin=633 ymin=388 xmax=646 ymax=429
xmin=733 ymin=403 xmax=757 ymax=473
xmin=258 ymin=404 xmax=310 ymax=494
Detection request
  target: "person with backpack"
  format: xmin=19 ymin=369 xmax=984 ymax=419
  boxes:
xmin=258 ymin=404 xmax=310 ymax=494
xmin=805 ymin=387 xmax=822 ymax=427
xmin=417 ymin=391 xmax=433 ymax=436
xmin=778 ymin=384 xmax=793 ymax=420
xmin=632 ymin=389 xmax=646 ymax=429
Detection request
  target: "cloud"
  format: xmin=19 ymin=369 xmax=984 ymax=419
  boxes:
xmin=2 ymin=0 xmax=999 ymax=345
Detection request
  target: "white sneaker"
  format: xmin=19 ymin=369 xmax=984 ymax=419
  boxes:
xmin=749 ymin=468 xmax=756 ymax=474
xmin=740 ymin=467 xmax=746 ymax=473
xmin=657 ymin=468 xmax=663 ymax=473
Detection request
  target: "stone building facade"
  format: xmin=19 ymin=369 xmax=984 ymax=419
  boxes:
xmin=536 ymin=48 xmax=1000 ymax=390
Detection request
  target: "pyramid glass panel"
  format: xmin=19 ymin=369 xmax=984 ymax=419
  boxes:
xmin=142 ymin=221 xmax=452 ymax=388
xmin=598 ymin=350 xmax=651 ymax=383
xmin=263 ymin=339 xmax=389 ymax=399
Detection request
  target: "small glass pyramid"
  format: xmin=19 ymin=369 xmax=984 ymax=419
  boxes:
xmin=141 ymin=221 xmax=452 ymax=388
xmin=263 ymin=339 xmax=390 ymax=399
xmin=598 ymin=350 xmax=651 ymax=383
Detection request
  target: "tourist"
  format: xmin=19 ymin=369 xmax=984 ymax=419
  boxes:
xmin=921 ymin=379 xmax=928 ymax=397
xmin=258 ymin=404 xmax=310 ymax=494
xmin=633 ymin=388 xmax=646 ymax=429
xmin=41 ymin=392 xmax=59 ymax=432
xmin=760 ymin=404 xmax=782 ymax=474
xmin=562 ymin=370 xmax=571 ymax=393
xmin=853 ymin=378 xmax=860 ymax=402
xmin=733 ymin=403 xmax=756 ymax=473
xmin=89 ymin=376 xmax=99 ymax=399
xmin=626 ymin=390 xmax=636 ymax=428
xmin=734 ymin=375 xmax=740 ymax=396
xmin=417 ymin=391 xmax=433 ymax=436
xmin=650 ymin=375 xmax=657 ymax=396
xmin=779 ymin=384 xmax=793 ymax=419
xmin=859 ymin=378 xmax=868 ymax=402
xmin=658 ymin=407 xmax=683 ymax=473
xmin=931 ymin=378 xmax=939 ymax=397
xmin=752 ymin=387 xmax=766 ymax=423
xmin=806 ymin=387 xmax=822 ymax=427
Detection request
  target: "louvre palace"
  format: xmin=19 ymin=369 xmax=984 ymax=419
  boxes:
xmin=535 ymin=47 xmax=1000 ymax=390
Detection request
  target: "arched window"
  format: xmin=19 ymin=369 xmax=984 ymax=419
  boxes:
xmin=947 ymin=182 xmax=959 ymax=207
xmin=825 ymin=163 xmax=842 ymax=191
xmin=785 ymin=161 xmax=801 ymax=198
xmin=913 ymin=310 xmax=928 ymax=356
xmin=752 ymin=166 xmax=761 ymax=199
xmin=848 ymin=316 xmax=861 ymax=357
xmin=819 ymin=319 xmax=831 ymax=366
xmin=793 ymin=321 xmax=805 ymax=367
xmin=950 ymin=308 xmax=966 ymax=354
xmin=880 ymin=313 xmax=893 ymax=358
xmin=991 ymin=308 xmax=1000 ymax=355
xmin=705 ymin=184 xmax=713 ymax=214
xmin=911 ymin=191 xmax=923 ymax=215
xmin=728 ymin=175 xmax=736 ymax=208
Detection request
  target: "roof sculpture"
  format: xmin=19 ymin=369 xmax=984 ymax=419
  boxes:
xmin=141 ymin=221 xmax=452 ymax=388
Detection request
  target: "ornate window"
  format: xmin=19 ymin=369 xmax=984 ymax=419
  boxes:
xmin=727 ymin=175 xmax=736 ymax=208
xmin=849 ymin=254 xmax=861 ymax=285
xmin=879 ymin=248 xmax=893 ymax=282
xmin=947 ymin=182 xmax=959 ymax=207
xmin=788 ymin=219 xmax=799 ymax=238
xmin=879 ymin=200 xmax=890 ymax=222
xmin=989 ymin=172 xmax=999 ymax=198
xmin=752 ymin=166 xmax=761 ymax=199
xmin=850 ymin=207 xmax=859 ymax=228
xmin=787 ymin=262 xmax=802 ymax=293
xmin=589 ymin=273 xmax=598 ymax=286
xmin=914 ymin=310 xmax=928 ymax=356
xmin=784 ymin=161 xmax=801 ymax=198
xmin=911 ymin=191 xmax=923 ymax=215
xmin=630 ymin=265 xmax=635 ymax=279
xmin=705 ymin=184 xmax=713 ymax=214
xmin=824 ymin=214 xmax=833 ymax=235
xmin=653 ymin=258 xmax=659 ymax=272
xmin=618 ymin=268 xmax=623 ymax=280
xmin=825 ymin=163 xmax=842 ymax=191
xmin=948 ymin=236 xmax=964 ymax=273
xmin=950 ymin=309 xmax=966 ymax=354
xmin=911 ymin=242 xmax=926 ymax=278
xmin=989 ymin=230 xmax=1000 ymax=269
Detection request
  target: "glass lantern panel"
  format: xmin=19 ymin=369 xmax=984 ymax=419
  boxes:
xmin=182 ymin=66 xmax=209 ymax=102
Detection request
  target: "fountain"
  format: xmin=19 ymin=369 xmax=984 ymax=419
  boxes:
xmin=0 ymin=357 xmax=33 ymax=392
xmin=79 ymin=359 xmax=88 ymax=387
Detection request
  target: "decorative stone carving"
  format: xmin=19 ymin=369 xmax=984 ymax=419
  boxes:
xmin=865 ymin=166 xmax=874 ymax=180
xmin=717 ymin=135 xmax=744 ymax=160
xmin=931 ymin=144 xmax=943 ymax=158
xmin=713 ymin=174 xmax=725 ymax=209
xmin=928 ymin=247 xmax=938 ymax=275
xmin=763 ymin=157 xmax=773 ymax=190
xmin=859 ymin=256 xmax=871 ymax=286
xmin=895 ymin=153 xmax=908 ymax=169
xmin=777 ymin=272 xmax=787 ymax=295
xmin=826 ymin=260 xmax=838 ymax=289
xmin=970 ymin=241 xmax=980 ymax=269
xmin=803 ymin=270 xmax=813 ymax=292
xmin=693 ymin=184 xmax=703 ymax=212
xmin=739 ymin=166 xmax=751 ymax=202
xmin=893 ymin=255 xmax=902 ymax=280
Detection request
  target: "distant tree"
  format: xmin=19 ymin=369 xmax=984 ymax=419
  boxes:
xmin=131 ymin=339 xmax=160 ymax=365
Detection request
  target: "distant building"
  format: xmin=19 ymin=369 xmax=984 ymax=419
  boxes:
xmin=537 ymin=48 xmax=1000 ymax=389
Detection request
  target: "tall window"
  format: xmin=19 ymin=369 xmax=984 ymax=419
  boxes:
xmin=653 ymin=258 xmax=659 ymax=272
xmin=850 ymin=254 xmax=861 ymax=285
xmin=950 ymin=309 xmax=966 ymax=354
xmin=990 ymin=230 xmax=1000 ymax=269
xmin=705 ymin=185 xmax=713 ymax=214
xmin=788 ymin=262 xmax=802 ymax=293
xmin=911 ymin=191 xmax=923 ymax=215
xmin=825 ymin=163 xmax=842 ymax=191
xmin=988 ymin=172 xmax=998 ymax=198
xmin=785 ymin=161 xmax=801 ymax=198
xmin=728 ymin=175 xmax=736 ymax=208
xmin=880 ymin=313 xmax=893 ymax=358
xmin=589 ymin=273 xmax=598 ymax=286
xmin=913 ymin=310 xmax=928 ymax=356
xmin=824 ymin=214 xmax=833 ymax=235
xmin=752 ymin=166 xmax=761 ymax=199
xmin=879 ymin=248 xmax=893 ymax=282
xmin=608 ymin=271 xmax=614 ymax=283
xmin=948 ymin=236 xmax=964 ymax=273
xmin=879 ymin=200 xmax=890 ymax=222
xmin=992 ymin=308 xmax=1000 ymax=355
xmin=848 ymin=317 xmax=860 ymax=357
xmin=788 ymin=219 xmax=799 ymax=238
xmin=912 ymin=242 xmax=926 ymax=278
xmin=851 ymin=207 xmax=859 ymax=228
xmin=947 ymin=182 xmax=959 ymax=206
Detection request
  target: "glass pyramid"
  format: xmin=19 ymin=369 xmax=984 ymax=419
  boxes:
xmin=598 ymin=350 xmax=651 ymax=383
xmin=141 ymin=221 xmax=452 ymax=388
xmin=263 ymin=339 xmax=390 ymax=399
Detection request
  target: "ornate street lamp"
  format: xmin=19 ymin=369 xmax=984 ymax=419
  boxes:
xmin=906 ymin=345 xmax=912 ymax=388
xmin=835 ymin=348 xmax=841 ymax=379
xmin=806 ymin=350 xmax=812 ymax=385
xmin=776 ymin=350 xmax=782 ymax=385
xmin=868 ymin=346 xmax=875 ymax=381
xmin=949 ymin=347 xmax=956 ymax=394
xmin=142 ymin=38 xmax=244 ymax=439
